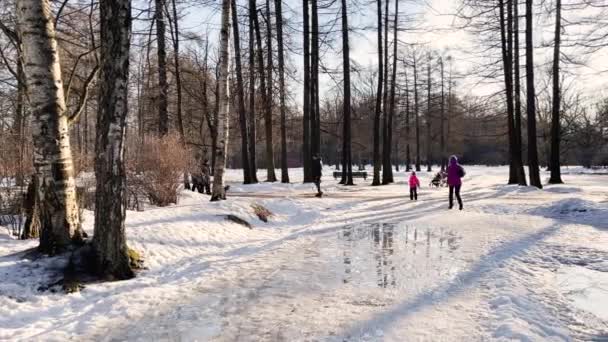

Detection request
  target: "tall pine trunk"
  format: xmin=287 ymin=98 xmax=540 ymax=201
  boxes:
xmin=93 ymin=0 xmax=134 ymax=280
xmin=381 ymin=0 xmax=391 ymax=184
xmin=372 ymin=0 xmax=383 ymax=186
xmin=275 ymin=0 xmax=290 ymax=183
xmin=17 ymin=0 xmax=82 ymax=254
xmin=169 ymin=0 xmax=189 ymax=190
xmin=385 ymin=0 xmax=398 ymax=182
xmin=231 ymin=0 xmax=252 ymax=184
xmin=302 ymin=0 xmax=312 ymax=182
xmin=549 ymin=0 xmax=563 ymax=184
xmin=264 ymin=0 xmax=277 ymax=182
xmin=155 ymin=0 xmax=169 ymax=136
xmin=440 ymin=57 xmax=446 ymax=171
xmin=426 ymin=54 xmax=432 ymax=172
xmin=525 ymin=0 xmax=542 ymax=188
xmin=513 ymin=0 xmax=527 ymax=185
xmin=211 ymin=0 xmax=232 ymax=200
xmin=340 ymin=0 xmax=353 ymax=185
xmin=170 ymin=0 xmax=184 ymax=139
xmin=248 ymin=0 xmax=259 ymax=183
xmin=311 ymin=0 xmax=321 ymax=164
xmin=413 ymin=55 xmax=421 ymax=172
xmin=405 ymin=69 xmax=411 ymax=171
xmin=499 ymin=0 xmax=517 ymax=184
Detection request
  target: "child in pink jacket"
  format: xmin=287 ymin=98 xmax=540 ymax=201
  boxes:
xmin=408 ymin=171 xmax=420 ymax=201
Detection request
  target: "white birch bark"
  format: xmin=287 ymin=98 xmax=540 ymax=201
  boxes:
xmin=16 ymin=0 xmax=81 ymax=253
xmin=211 ymin=0 xmax=231 ymax=201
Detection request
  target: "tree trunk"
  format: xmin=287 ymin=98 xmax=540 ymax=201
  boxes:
xmin=231 ymin=0 xmax=252 ymax=184
xmin=372 ymin=0 xmax=383 ymax=186
xmin=15 ymin=58 xmax=26 ymax=186
xmin=413 ymin=55 xmax=421 ymax=172
xmin=499 ymin=0 xmax=517 ymax=184
xmin=263 ymin=0 xmax=277 ymax=182
xmin=211 ymin=0 xmax=231 ymax=201
xmin=168 ymin=0 xmax=189 ymax=190
xmin=340 ymin=0 xmax=353 ymax=185
xmin=274 ymin=0 xmax=290 ymax=183
xmin=170 ymin=0 xmax=184 ymax=140
xmin=17 ymin=0 xmax=82 ymax=254
xmin=385 ymin=0 xmax=398 ymax=183
xmin=513 ymin=0 xmax=527 ymax=185
xmin=248 ymin=0 xmax=259 ymax=183
xmin=21 ymin=176 xmax=40 ymax=240
xmin=440 ymin=56 xmax=446 ymax=171
xmin=302 ymin=0 xmax=312 ymax=182
xmin=525 ymin=0 xmax=542 ymax=188
xmin=252 ymin=0 xmax=273 ymax=182
xmin=549 ymin=0 xmax=563 ymax=184
xmin=311 ymin=0 xmax=321 ymax=166
xmin=405 ymin=68 xmax=411 ymax=171
xmin=155 ymin=0 xmax=169 ymax=136
xmin=426 ymin=53 xmax=432 ymax=172
xmin=93 ymin=0 xmax=134 ymax=280
xmin=381 ymin=0 xmax=391 ymax=184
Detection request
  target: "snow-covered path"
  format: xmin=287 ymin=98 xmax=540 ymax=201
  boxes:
xmin=1 ymin=167 xmax=607 ymax=341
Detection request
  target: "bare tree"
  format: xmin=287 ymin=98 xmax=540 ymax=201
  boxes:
xmin=264 ymin=0 xmax=277 ymax=182
xmin=155 ymin=0 xmax=169 ymax=136
xmin=248 ymin=0 xmax=259 ymax=183
xmin=549 ymin=0 xmax=563 ymax=184
xmin=340 ymin=0 xmax=353 ymax=185
xmin=302 ymin=0 xmax=312 ymax=183
xmin=373 ymin=0 xmax=383 ymax=186
xmin=274 ymin=0 xmax=289 ymax=183
xmin=513 ymin=0 xmax=527 ymax=185
xmin=525 ymin=0 xmax=542 ymax=188
xmin=93 ymin=0 xmax=134 ymax=279
xmin=211 ymin=0 xmax=231 ymax=200
xmin=17 ymin=0 xmax=83 ymax=254
xmin=231 ymin=0 xmax=252 ymax=184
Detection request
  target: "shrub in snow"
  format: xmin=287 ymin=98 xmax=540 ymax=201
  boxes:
xmin=129 ymin=134 xmax=191 ymax=207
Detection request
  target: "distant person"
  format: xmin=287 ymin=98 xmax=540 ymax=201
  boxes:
xmin=408 ymin=171 xmax=420 ymax=201
xmin=447 ymin=155 xmax=465 ymax=210
xmin=312 ymin=154 xmax=323 ymax=197
xmin=201 ymin=159 xmax=212 ymax=195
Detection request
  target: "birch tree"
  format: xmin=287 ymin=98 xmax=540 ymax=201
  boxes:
xmin=17 ymin=0 xmax=82 ymax=254
xmin=211 ymin=0 xmax=231 ymax=201
xmin=93 ymin=0 xmax=134 ymax=279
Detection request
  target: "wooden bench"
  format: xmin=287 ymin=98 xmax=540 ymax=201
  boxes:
xmin=333 ymin=171 xmax=368 ymax=180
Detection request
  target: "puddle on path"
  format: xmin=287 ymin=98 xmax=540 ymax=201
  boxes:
xmin=334 ymin=222 xmax=464 ymax=291
xmin=338 ymin=223 xmax=462 ymax=289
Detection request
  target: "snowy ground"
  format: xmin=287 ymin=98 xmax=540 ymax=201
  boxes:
xmin=1 ymin=166 xmax=607 ymax=341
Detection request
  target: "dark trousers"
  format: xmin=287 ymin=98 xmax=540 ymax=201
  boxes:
xmin=409 ymin=187 xmax=417 ymax=200
xmin=449 ymin=185 xmax=463 ymax=208
xmin=314 ymin=176 xmax=322 ymax=194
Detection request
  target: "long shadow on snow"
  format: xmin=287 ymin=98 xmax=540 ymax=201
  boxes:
xmin=526 ymin=198 xmax=608 ymax=231
xmin=338 ymin=223 xmax=562 ymax=340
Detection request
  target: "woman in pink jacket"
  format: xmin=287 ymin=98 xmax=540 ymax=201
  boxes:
xmin=447 ymin=155 xmax=465 ymax=210
xmin=408 ymin=171 xmax=420 ymax=201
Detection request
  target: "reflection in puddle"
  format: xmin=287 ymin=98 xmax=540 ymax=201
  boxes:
xmin=341 ymin=223 xmax=462 ymax=289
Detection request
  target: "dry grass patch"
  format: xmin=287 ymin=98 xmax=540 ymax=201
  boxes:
xmin=251 ymin=203 xmax=273 ymax=223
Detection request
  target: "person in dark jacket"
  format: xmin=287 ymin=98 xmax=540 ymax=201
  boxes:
xmin=447 ymin=155 xmax=465 ymax=210
xmin=201 ymin=159 xmax=211 ymax=194
xmin=312 ymin=154 xmax=323 ymax=197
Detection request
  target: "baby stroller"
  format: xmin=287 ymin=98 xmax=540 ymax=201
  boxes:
xmin=429 ymin=171 xmax=447 ymax=187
